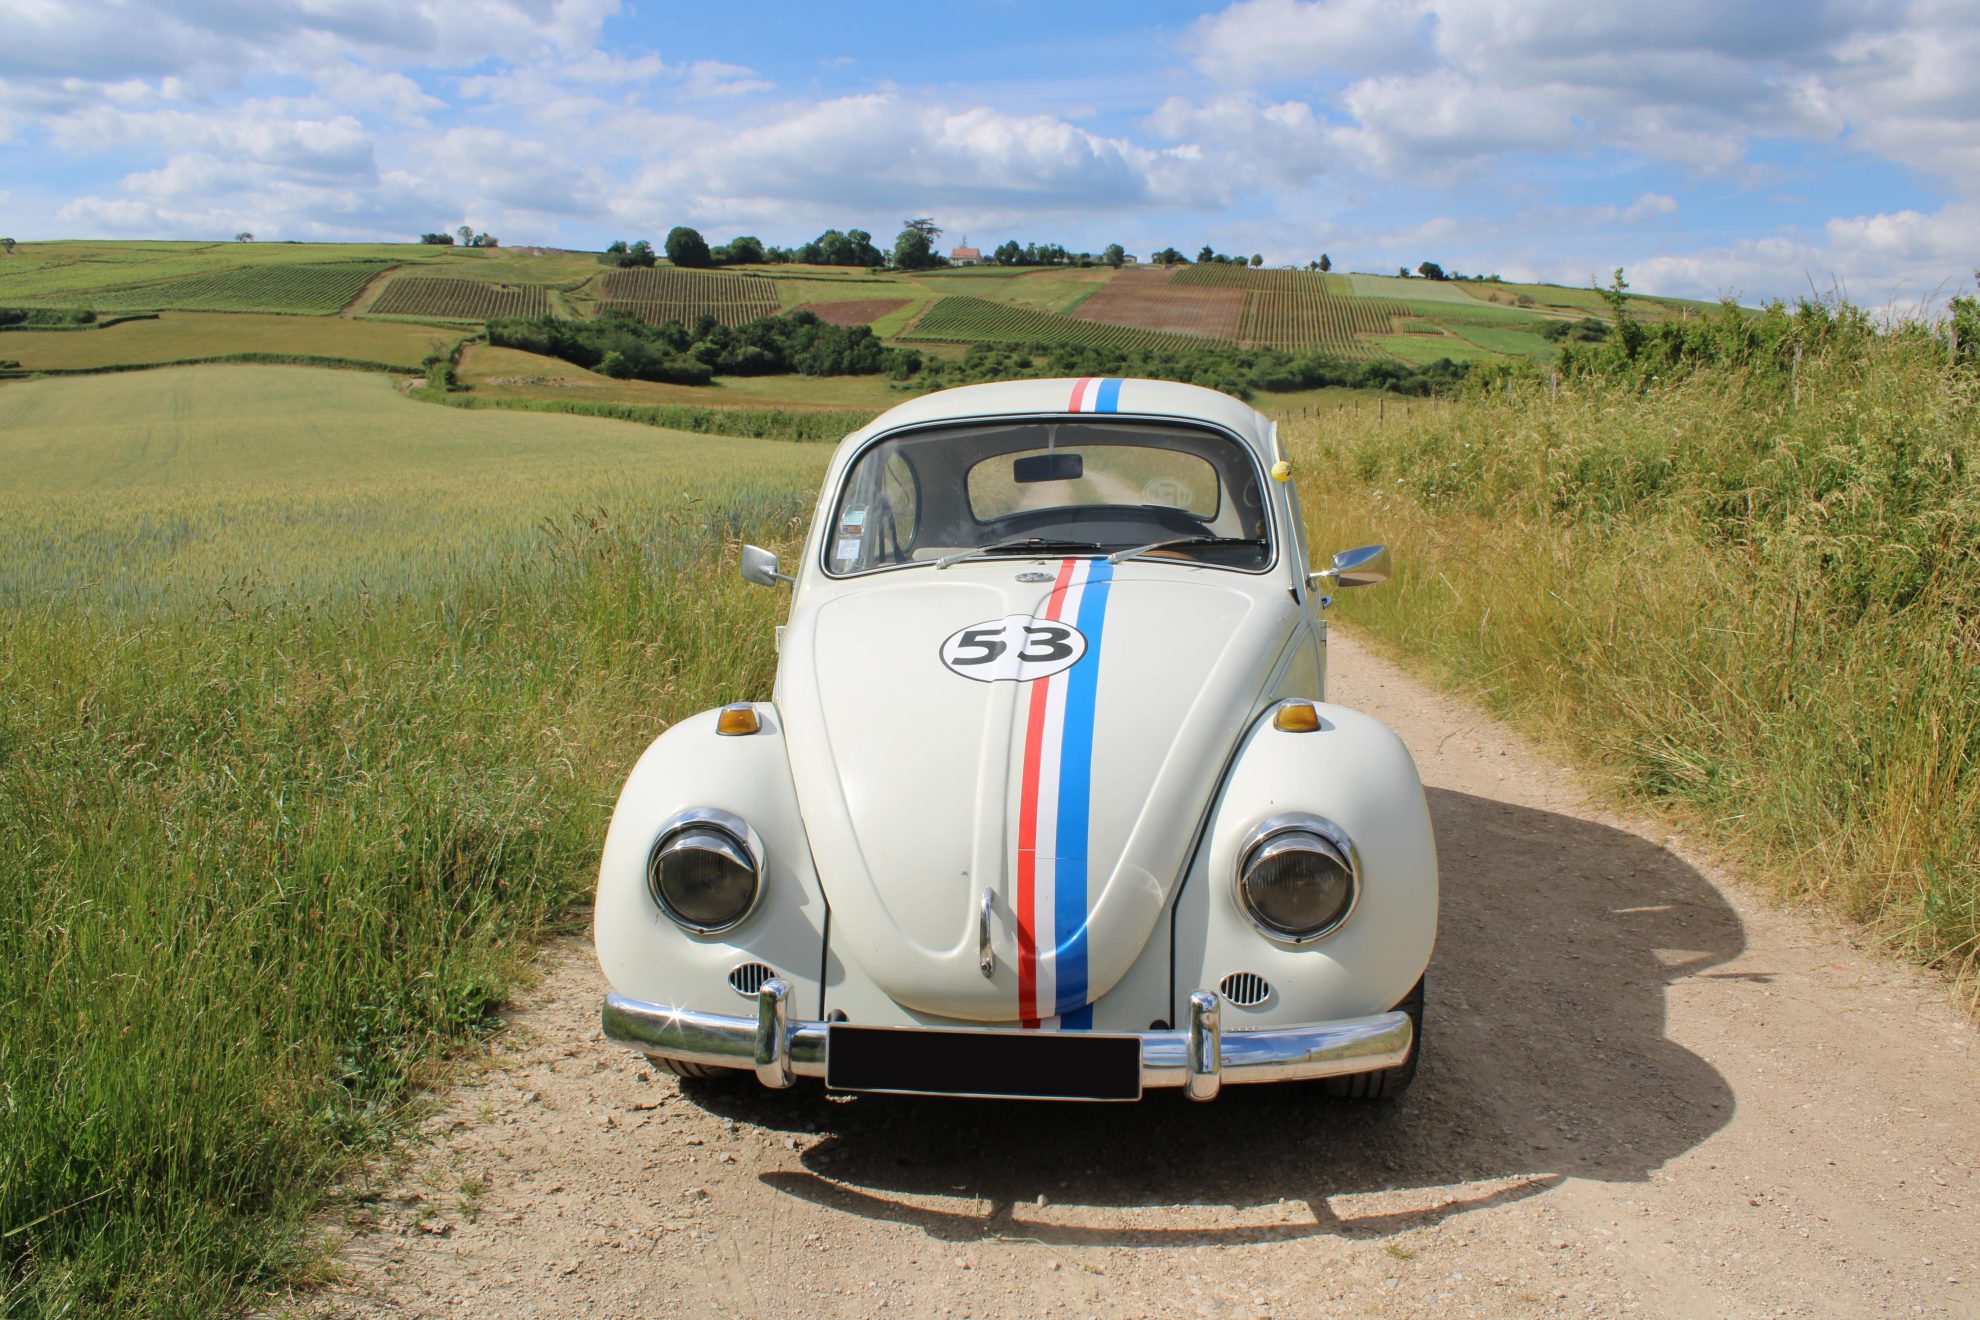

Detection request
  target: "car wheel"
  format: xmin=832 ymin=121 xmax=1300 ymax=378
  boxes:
xmin=1317 ymin=975 xmax=1423 ymax=1100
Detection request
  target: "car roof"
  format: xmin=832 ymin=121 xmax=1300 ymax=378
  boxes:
xmin=838 ymin=377 xmax=1277 ymax=461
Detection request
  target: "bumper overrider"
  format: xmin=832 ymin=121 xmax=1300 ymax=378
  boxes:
xmin=601 ymin=980 xmax=1413 ymax=1102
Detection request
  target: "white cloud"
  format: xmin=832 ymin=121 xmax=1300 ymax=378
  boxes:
xmin=1631 ymin=201 xmax=1980 ymax=311
xmin=1187 ymin=0 xmax=1433 ymax=82
xmin=681 ymin=60 xmax=773 ymax=99
xmin=1174 ymin=0 xmax=1980 ymax=190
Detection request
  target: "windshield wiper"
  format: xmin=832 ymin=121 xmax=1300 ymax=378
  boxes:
xmin=935 ymin=536 xmax=1105 ymax=570
xmin=1108 ymin=535 xmax=1266 ymax=565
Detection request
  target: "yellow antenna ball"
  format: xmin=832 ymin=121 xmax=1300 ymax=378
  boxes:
xmin=1270 ymin=460 xmax=1292 ymax=483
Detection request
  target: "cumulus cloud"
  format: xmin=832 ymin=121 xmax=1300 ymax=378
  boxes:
xmin=1176 ymin=0 xmax=1980 ymax=189
xmin=620 ymin=94 xmax=1219 ymax=232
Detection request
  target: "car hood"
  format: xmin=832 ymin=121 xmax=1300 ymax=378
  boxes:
xmin=776 ymin=559 xmax=1297 ymax=1022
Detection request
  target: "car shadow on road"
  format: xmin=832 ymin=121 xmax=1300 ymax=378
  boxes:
xmin=698 ymin=787 xmax=1748 ymax=1247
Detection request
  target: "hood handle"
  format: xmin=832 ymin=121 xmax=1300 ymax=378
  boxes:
xmin=979 ymin=889 xmax=996 ymax=979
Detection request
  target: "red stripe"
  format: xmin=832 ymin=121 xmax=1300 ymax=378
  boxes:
xmin=1015 ymin=557 xmax=1078 ymax=1027
xmin=1067 ymin=377 xmax=1092 ymax=412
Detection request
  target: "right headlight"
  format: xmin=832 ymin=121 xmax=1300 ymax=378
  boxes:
xmin=1235 ymin=814 xmax=1358 ymax=943
xmin=646 ymin=808 xmax=763 ymax=934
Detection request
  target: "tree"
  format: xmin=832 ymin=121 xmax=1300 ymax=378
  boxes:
xmin=419 ymin=231 xmax=455 ymax=245
xmin=1416 ymin=261 xmax=1446 ymax=280
xmin=234 ymin=231 xmax=253 ymax=242
xmin=994 ymin=240 xmax=1023 ymax=266
xmin=0 ymin=238 xmax=14 ymax=255
xmin=458 ymin=225 xmax=474 ymax=246
xmin=1398 ymin=266 xmax=1411 ymax=278
xmin=1151 ymin=247 xmax=1187 ymax=266
xmin=1103 ymin=243 xmax=1124 ymax=268
xmin=471 ymin=232 xmax=498 ymax=248
xmin=666 ymin=226 xmax=714 ymax=268
xmin=721 ymin=235 xmax=765 ymax=265
xmin=903 ymin=217 xmax=943 ymax=241
xmin=1250 ymin=253 xmax=1263 ymax=268
xmin=1197 ymin=244 xmax=1217 ymax=264
xmin=893 ymin=225 xmax=939 ymax=270
xmin=1318 ymin=253 xmax=1331 ymax=272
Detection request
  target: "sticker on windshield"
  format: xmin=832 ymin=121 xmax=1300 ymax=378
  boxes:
xmin=939 ymin=615 xmax=1088 ymax=683
xmin=834 ymin=537 xmax=862 ymax=561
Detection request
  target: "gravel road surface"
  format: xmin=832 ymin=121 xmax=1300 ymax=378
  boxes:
xmin=304 ymin=629 xmax=1978 ymax=1318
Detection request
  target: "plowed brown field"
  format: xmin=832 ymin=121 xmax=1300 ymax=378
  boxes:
xmin=1072 ymin=268 xmax=1241 ymax=341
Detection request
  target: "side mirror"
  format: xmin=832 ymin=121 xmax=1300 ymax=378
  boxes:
xmin=1308 ymin=543 xmax=1390 ymax=591
xmin=741 ymin=544 xmax=793 ymax=588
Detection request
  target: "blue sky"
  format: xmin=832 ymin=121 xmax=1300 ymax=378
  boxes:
xmin=3 ymin=0 xmax=1975 ymax=308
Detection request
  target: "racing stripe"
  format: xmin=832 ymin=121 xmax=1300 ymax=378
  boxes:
xmin=1015 ymin=558 xmax=1077 ymax=1026
xmin=1051 ymin=558 xmax=1113 ymax=1027
xmin=1067 ymin=377 xmax=1094 ymax=412
xmin=1094 ymin=377 xmax=1123 ymax=413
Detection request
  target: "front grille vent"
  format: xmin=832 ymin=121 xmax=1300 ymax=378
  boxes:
xmin=1219 ymin=972 xmax=1273 ymax=1007
xmin=727 ymin=962 xmax=776 ymax=997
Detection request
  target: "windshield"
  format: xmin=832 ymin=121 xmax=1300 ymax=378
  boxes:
xmin=823 ymin=419 xmax=1271 ymax=575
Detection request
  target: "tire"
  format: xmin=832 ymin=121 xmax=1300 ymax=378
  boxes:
xmin=1317 ymin=975 xmax=1423 ymax=1100
xmin=644 ymin=1054 xmax=743 ymax=1082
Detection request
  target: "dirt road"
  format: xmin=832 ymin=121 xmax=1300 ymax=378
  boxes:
xmin=308 ymin=630 xmax=1978 ymax=1318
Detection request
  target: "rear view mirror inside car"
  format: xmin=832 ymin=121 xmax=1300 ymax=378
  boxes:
xmin=1014 ymin=452 xmax=1082 ymax=483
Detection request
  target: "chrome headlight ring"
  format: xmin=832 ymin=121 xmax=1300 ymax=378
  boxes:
xmin=646 ymin=806 xmax=766 ymax=935
xmin=1233 ymin=812 xmax=1360 ymax=945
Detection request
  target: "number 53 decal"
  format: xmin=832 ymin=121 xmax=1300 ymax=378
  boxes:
xmin=938 ymin=615 xmax=1088 ymax=683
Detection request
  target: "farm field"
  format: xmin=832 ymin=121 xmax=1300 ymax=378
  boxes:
xmin=0 ymin=311 xmax=470 ymax=371
xmin=14 ymin=260 xmax=392 ymax=314
xmin=1373 ymin=332 xmax=1506 ymax=365
xmin=901 ymin=294 xmax=1224 ymax=353
xmin=595 ymin=267 xmax=781 ymax=325
xmin=458 ymin=343 xmax=900 ymax=413
xmin=791 ymin=297 xmax=911 ymax=326
xmin=369 ymin=276 xmax=556 ymax=320
xmin=0 ymin=364 xmax=828 ymax=1314
xmin=0 ymin=240 xmax=437 ymax=302
xmin=1073 ymin=267 xmax=1242 ymax=340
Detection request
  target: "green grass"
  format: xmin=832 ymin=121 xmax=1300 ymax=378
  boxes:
xmin=0 ymin=313 xmax=467 ymax=373
xmin=902 ymin=295 xmax=1228 ymax=352
xmin=0 ymin=366 xmax=829 ymax=1315
xmin=1446 ymin=324 xmax=1558 ymax=358
xmin=1291 ymin=329 xmax=1980 ymax=991
xmin=1372 ymin=333 xmax=1504 ymax=365
xmin=43 ymin=262 xmax=392 ymax=315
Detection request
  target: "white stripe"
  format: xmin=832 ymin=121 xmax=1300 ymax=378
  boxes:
xmin=1029 ymin=558 xmax=1093 ymax=1018
xmin=1076 ymin=377 xmax=1102 ymax=412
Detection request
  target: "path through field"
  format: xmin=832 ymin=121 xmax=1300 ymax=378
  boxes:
xmin=307 ymin=630 xmax=1978 ymax=1319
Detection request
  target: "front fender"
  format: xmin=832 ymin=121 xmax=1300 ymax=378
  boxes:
xmin=593 ymin=705 xmax=827 ymax=1020
xmin=1170 ymin=702 xmax=1438 ymax=1027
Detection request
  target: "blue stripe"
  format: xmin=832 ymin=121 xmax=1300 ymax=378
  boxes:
xmin=1094 ymin=377 xmax=1123 ymax=413
xmin=1053 ymin=560 xmax=1114 ymax=1024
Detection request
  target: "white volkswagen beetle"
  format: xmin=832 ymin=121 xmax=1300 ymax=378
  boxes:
xmin=596 ymin=377 xmax=1438 ymax=1102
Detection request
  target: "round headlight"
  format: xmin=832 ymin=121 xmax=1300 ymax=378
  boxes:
xmin=1235 ymin=816 xmax=1357 ymax=943
xmin=647 ymin=810 xmax=762 ymax=933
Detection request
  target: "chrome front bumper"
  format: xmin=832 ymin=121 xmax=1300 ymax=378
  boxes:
xmin=601 ymin=981 xmax=1412 ymax=1101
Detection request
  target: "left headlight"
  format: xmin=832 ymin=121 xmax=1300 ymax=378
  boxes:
xmin=647 ymin=808 xmax=763 ymax=934
xmin=1235 ymin=814 xmax=1358 ymax=943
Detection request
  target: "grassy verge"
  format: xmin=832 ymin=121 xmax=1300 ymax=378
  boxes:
xmin=0 ymin=367 xmax=827 ymax=1314
xmin=1291 ymin=328 xmax=1979 ymax=988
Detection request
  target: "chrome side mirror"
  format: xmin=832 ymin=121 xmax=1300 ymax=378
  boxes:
xmin=741 ymin=544 xmax=793 ymax=587
xmin=1308 ymin=543 xmax=1390 ymax=591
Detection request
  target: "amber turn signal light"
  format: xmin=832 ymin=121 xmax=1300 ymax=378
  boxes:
xmin=715 ymin=704 xmax=761 ymax=736
xmin=1272 ymin=701 xmax=1321 ymax=733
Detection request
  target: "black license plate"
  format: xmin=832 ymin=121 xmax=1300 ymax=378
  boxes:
xmin=826 ymin=1025 xmax=1142 ymax=1101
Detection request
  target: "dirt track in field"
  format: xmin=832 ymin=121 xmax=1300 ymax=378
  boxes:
xmin=301 ymin=629 xmax=1979 ymax=1319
